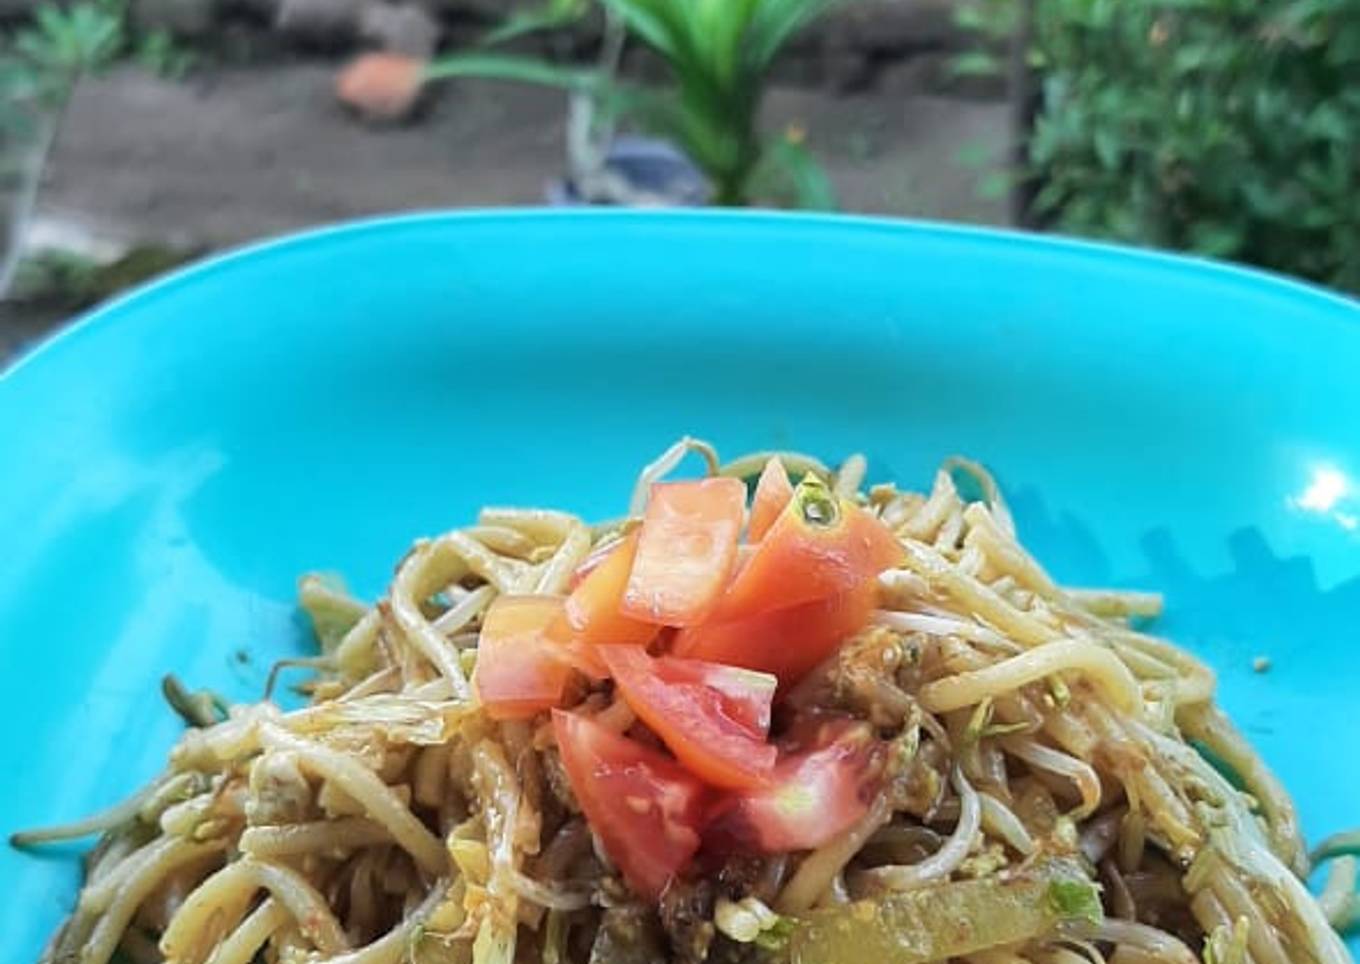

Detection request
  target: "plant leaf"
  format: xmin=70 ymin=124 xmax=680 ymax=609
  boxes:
xmin=482 ymin=0 xmax=589 ymax=47
xmin=424 ymin=53 xmax=602 ymax=91
xmin=745 ymin=0 xmax=841 ymax=76
xmin=751 ymin=134 xmax=837 ymax=210
xmin=978 ymin=170 xmax=1010 ymax=200
xmin=597 ymin=0 xmax=692 ymax=64
xmin=949 ymin=50 xmax=1003 ymax=78
xmin=1046 ymin=879 xmax=1103 ymax=926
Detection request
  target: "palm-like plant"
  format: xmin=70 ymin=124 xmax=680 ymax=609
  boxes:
xmin=2 ymin=2 xmax=124 ymax=298
xmin=426 ymin=0 xmax=843 ymax=207
xmin=12 ymin=3 xmax=123 ymax=96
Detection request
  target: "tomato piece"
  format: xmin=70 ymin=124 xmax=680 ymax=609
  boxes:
xmin=569 ymin=531 xmax=628 ymax=590
xmin=649 ymin=656 xmax=776 ymax=736
xmin=473 ymin=596 xmax=576 ymax=720
xmin=705 ymin=717 xmax=887 ymax=853
xmin=564 ymin=531 xmax=660 ymax=647
xmin=622 ymin=478 xmax=746 ymax=626
xmin=552 ymin=710 xmax=708 ymax=900
xmin=747 ymin=456 xmax=794 ymax=541
xmin=717 ymin=477 xmax=904 ymax=620
xmin=558 ymin=637 xmax=610 ymax=681
xmin=599 ymin=647 xmax=777 ymax=790
xmin=672 ymin=580 xmax=878 ymax=685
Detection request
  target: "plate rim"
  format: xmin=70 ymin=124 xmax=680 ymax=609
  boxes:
xmin=4 ymin=207 xmax=1358 ymax=390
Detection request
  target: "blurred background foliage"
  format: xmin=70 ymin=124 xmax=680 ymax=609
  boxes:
xmin=1019 ymin=0 xmax=1360 ymax=293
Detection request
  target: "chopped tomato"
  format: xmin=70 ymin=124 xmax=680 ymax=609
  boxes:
xmin=565 ymin=532 xmax=660 ymax=646
xmin=558 ymin=637 xmax=610 ymax=680
xmin=747 ymin=457 xmax=794 ymax=542
xmin=473 ymin=596 xmax=575 ymax=720
xmin=552 ymin=710 xmax=709 ymax=900
xmin=649 ymin=656 xmax=776 ymax=736
xmin=672 ymin=580 xmax=878 ymax=685
xmin=569 ymin=531 xmax=629 ymax=590
xmin=622 ymin=478 xmax=746 ymax=626
xmin=599 ymin=647 xmax=777 ymax=790
xmin=705 ymin=717 xmax=887 ymax=853
xmin=717 ymin=477 xmax=903 ymax=620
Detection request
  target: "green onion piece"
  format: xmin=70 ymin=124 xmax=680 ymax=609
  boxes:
xmin=754 ymin=915 xmax=797 ymax=952
xmin=1046 ymin=878 xmax=1103 ymax=925
xmin=795 ymin=477 xmax=840 ymax=528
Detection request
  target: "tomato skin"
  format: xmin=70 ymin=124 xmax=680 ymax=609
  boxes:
xmin=599 ymin=646 xmax=777 ymax=790
xmin=568 ymin=535 xmax=622 ymax=590
xmin=622 ymin=478 xmax=746 ymax=626
xmin=747 ymin=457 xmax=794 ymax=542
xmin=705 ymin=717 xmax=887 ymax=853
xmin=557 ymin=636 xmax=610 ymax=680
xmin=552 ymin=710 xmax=709 ymax=900
xmin=647 ymin=656 xmax=776 ymax=736
xmin=565 ymin=531 xmax=660 ymax=646
xmin=672 ymin=580 xmax=878 ymax=686
xmin=473 ymin=596 xmax=576 ymax=720
xmin=717 ymin=478 xmax=903 ymax=620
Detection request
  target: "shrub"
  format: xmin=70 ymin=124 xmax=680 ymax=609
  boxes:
xmin=1025 ymin=0 xmax=1360 ymax=293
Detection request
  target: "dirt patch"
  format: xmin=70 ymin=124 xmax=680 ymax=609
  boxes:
xmin=38 ymin=64 xmax=567 ymax=248
xmin=38 ymin=63 xmax=1006 ymax=247
xmin=4 ymin=61 xmax=1007 ymax=358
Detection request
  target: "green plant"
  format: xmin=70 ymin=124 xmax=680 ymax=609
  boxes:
xmin=136 ymin=27 xmax=197 ymax=80
xmin=10 ymin=1 xmax=124 ymax=100
xmin=482 ymin=0 xmax=592 ymax=47
xmin=950 ymin=0 xmax=1017 ymax=80
xmin=427 ymin=0 xmax=843 ymax=208
xmin=9 ymin=243 xmax=196 ymax=309
xmin=1 ymin=2 xmax=125 ymax=297
xmin=7 ymin=248 xmax=103 ymax=306
xmin=1019 ymin=0 xmax=1360 ymax=292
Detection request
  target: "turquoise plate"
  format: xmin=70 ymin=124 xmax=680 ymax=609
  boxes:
xmin=2 ymin=211 xmax=1358 ymax=959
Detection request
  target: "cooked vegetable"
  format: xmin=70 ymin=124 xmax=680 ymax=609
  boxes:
xmin=160 ymin=674 xmax=229 ymax=728
xmin=782 ymin=860 xmax=1100 ymax=963
xmin=707 ymin=718 xmax=886 ymax=853
xmin=565 ymin=531 xmax=660 ymax=646
xmin=672 ymin=581 xmax=877 ymax=686
xmin=588 ymin=906 xmax=667 ymax=964
xmin=717 ymin=477 xmax=903 ymax=619
xmin=599 ymin=646 xmax=777 ymax=790
xmin=1312 ymin=829 xmax=1360 ymax=864
xmin=297 ymin=573 xmax=368 ymax=653
xmin=552 ymin=710 xmax=708 ymax=900
xmin=623 ymin=478 xmax=746 ymax=625
xmin=747 ymin=456 xmax=794 ymax=542
xmin=641 ymin=654 xmax=777 ymax=737
xmin=1046 ymin=877 xmax=1104 ymax=924
xmin=473 ymin=595 xmax=576 ymax=719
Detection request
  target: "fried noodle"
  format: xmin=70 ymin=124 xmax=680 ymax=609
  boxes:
xmin=12 ymin=441 xmax=1351 ymax=964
